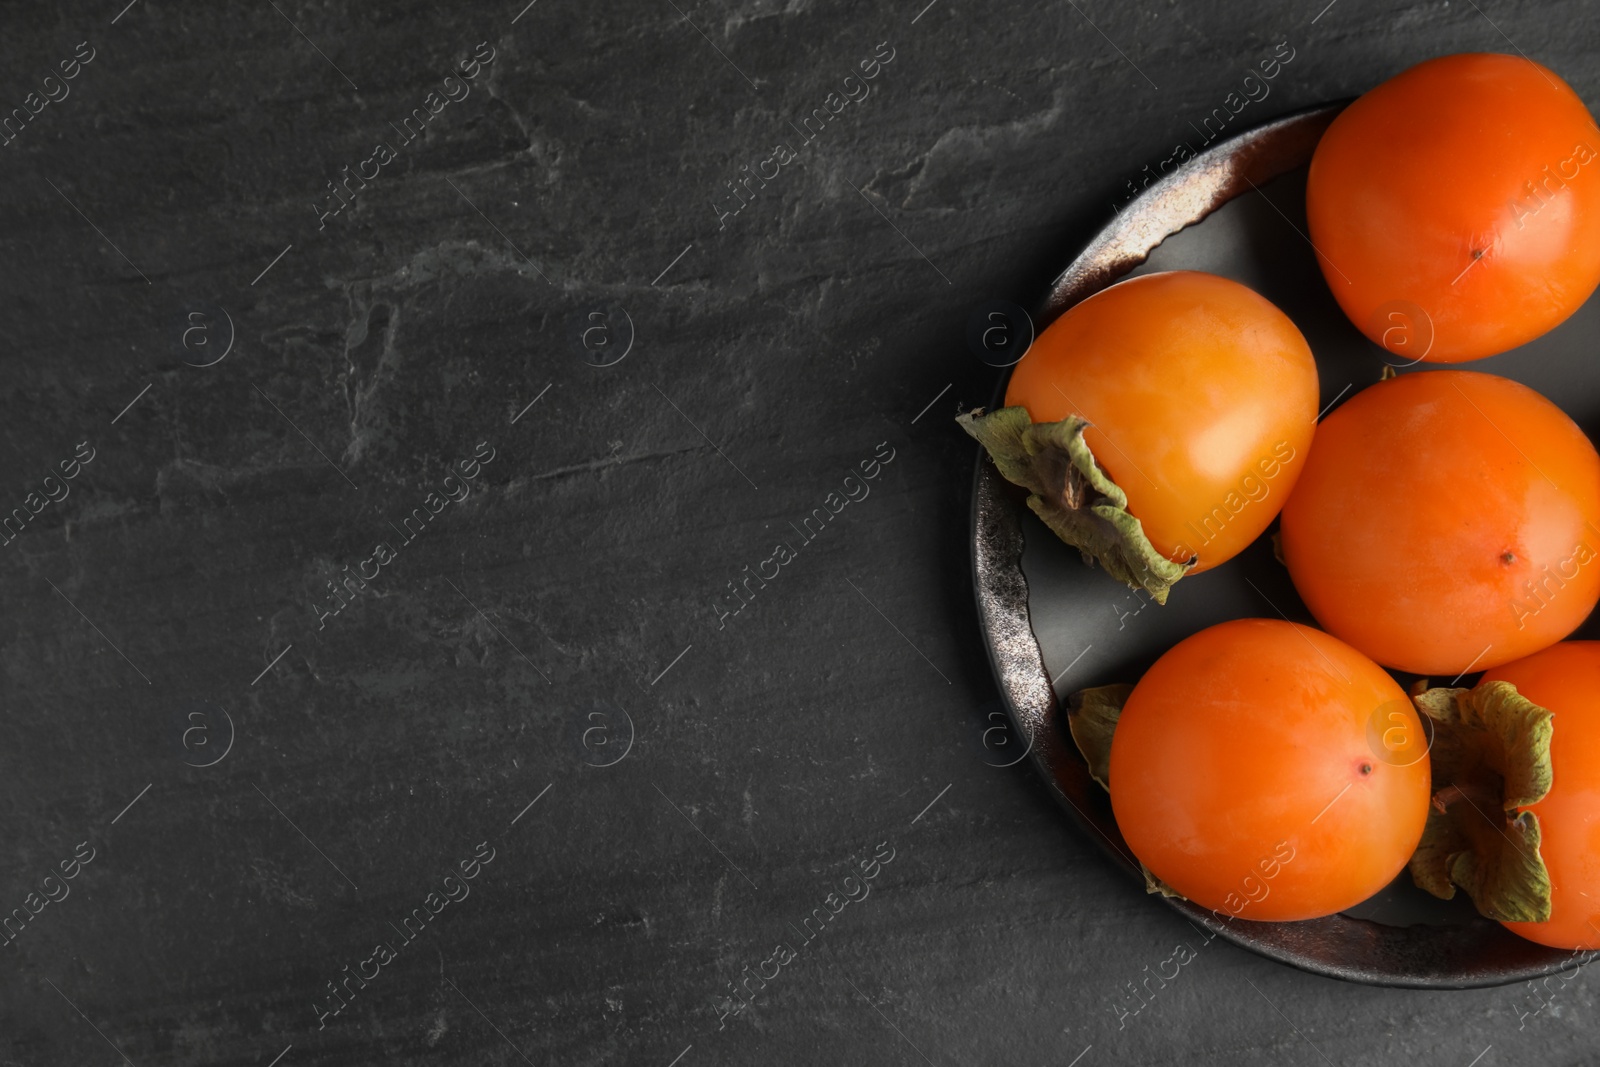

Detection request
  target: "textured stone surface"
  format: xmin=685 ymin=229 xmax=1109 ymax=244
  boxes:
xmin=3 ymin=0 xmax=1600 ymax=1064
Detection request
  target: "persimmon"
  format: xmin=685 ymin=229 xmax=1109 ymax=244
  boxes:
xmin=1085 ymin=619 xmax=1431 ymax=921
xmin=1478 ymin=643 xmax=1600 ymax=949
xmin=960 ymin=271 xmax=1318 ymax=603
xmin=1307 ymin=53 xmax=1600 ymax=362
xmin=1279 ymin=370 xmax=1600 ymax=676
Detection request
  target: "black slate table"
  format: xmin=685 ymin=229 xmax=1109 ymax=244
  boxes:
xmin=3 ymin=1 xmax=1597 ymax=1064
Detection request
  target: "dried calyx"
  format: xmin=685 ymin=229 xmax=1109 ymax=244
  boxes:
xmin=1065 ymin=683 xmax=1130 ymax=792
xmin=957 ymin=407 xmax=1193 ymax=603
xmin=1407 ymin=680 xmax=1555 ymax=923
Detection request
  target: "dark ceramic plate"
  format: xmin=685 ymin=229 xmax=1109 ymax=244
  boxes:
xmin=971 ymin=103 xmax=1600 ymax=988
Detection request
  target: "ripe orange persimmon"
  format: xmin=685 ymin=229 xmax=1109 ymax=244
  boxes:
xmin=1108 ymin=619 xmax=1431 ymax=921
xmin=1307 ymin=53 xmax=1600 ymax=362
xmin=1482 ymin=642 xmax=1600 ymax=950
xmin=1000 ymin=270 xmax=1318 ymax=576
xmin=1279 ymin=370 xmax=1600 ymax=675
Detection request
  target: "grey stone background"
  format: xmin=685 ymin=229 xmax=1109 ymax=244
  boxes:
xmin=1 ymin=0 xmax=1596 ymax=1064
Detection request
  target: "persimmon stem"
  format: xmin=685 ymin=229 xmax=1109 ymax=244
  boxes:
xmin=1432 ymin=784 xmax=1467 ymax=814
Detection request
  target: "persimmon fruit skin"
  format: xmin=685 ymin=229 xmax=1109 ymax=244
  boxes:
xmin=1108 ymin=618 xmax=1431 ymax=921
xmin=1306 ymin=53 xmax=1600 ymax=363
xmin=1279 ymin=370 xmax=1600 ymax=676
xmin=1483 ymin=642 xmax=1600 ymax=950
xmin=1004 ymin=270 xmax=1318 ymax=573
